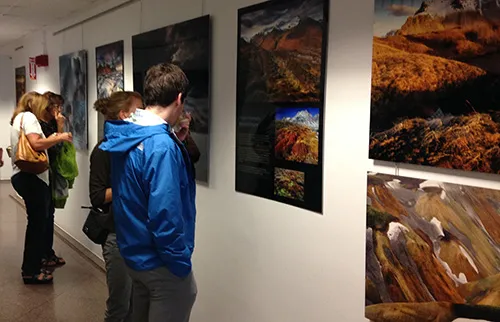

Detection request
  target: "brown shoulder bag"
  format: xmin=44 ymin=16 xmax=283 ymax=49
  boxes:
xmin=15 ymin=113 xmax=49 ymax=174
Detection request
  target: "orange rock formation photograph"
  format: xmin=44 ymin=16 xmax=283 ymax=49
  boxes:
xmin=370 ymin=0 xmax=500 ymax=174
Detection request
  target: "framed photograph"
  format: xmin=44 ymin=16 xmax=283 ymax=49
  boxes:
xmin=59 ymin=50 xmax=88 ymax=150
xmin=132 ymin=15 xmax=211 ymax=183
xmin=235 ymin=0 xmax=329 ymax=213
xmin=366 ymin=172 xmax=500 ymax=321
xmin=370 ymin=1 xmax=500 ymax=174
xmin=96 ymin=40 xmax=124 ymax=140
xmin=96 ymin=40 xmax=124 ymax=99
xmin=15 ymin=66 xmax=26 ymax=104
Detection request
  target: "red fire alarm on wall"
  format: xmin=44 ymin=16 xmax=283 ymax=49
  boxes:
xmin=35 ymin=55 xmax=49 ymax=67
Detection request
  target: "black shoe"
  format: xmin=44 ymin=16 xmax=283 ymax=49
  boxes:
xmin=22 ymin=271 xmax=53 ymax=285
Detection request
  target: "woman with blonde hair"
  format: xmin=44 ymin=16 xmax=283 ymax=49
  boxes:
xmin=90 ymin=91 xmax=143 ymax=322
xmin=10 ymin=92 xmax=72 ymax=284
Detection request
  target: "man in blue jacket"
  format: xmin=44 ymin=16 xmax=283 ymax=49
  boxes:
xmin=100 ymin=63 xmax=197 ymax=322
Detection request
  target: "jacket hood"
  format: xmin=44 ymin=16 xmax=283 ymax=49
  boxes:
xmin=100 ymin=109 xmax=171 ymax=154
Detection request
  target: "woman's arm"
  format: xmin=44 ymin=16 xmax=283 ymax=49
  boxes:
xmin=26 ymin=132 xmax=71 ymax=152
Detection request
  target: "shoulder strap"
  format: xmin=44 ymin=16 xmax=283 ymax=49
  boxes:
xmin=19 ymin=113 xmax=25 ymax=132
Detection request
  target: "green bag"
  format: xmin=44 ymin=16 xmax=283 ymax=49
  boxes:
xmin=52 ymin=142 xmax=79 ymax=208
xmin=56 ymin=141 xmax=79 ymax=183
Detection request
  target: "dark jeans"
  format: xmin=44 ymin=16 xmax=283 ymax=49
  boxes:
xmin=44 ymin=197 xmax=56 ymax=260
xmin=11 ymin=172 xmax=51 ymax=276
xmin=102 ymin=233 xmax=133 ymax=322
xmin=127 ymin=266 xmax=197 ymax=322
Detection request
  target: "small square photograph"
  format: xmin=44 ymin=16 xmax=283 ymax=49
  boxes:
xmin=274 ymin=168 xmax=305 ymax=201
xmin=275 ymin=107 xmax=319 ymax=165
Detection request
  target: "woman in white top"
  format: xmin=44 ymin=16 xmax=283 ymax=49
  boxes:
xmin=10 ymin=92 xmax=72 ymax=285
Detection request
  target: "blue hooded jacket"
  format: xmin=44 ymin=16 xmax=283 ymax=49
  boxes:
xmin=100 ymin=109 xmax=196 ymax=277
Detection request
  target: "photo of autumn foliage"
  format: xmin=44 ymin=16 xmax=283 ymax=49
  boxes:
xmin=275 ymin=107 xmax=319 ymax=165
xmin=370 ymin=0 xmax=500 ymax=174
xmin=366 ymin=172 xmax=500 ymax=322
xmin=274 ymin=168 xmax=305 ymax=201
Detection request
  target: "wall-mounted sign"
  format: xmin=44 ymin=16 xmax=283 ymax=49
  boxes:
xmin=29 ymin=57 xmax=36 ymax=80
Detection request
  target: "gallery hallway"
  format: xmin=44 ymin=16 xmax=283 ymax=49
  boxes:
xmin=0 ymin=181 xmax=107 ymax=322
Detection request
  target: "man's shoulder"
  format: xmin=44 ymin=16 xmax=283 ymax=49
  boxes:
xmin=143 ymin=133 xmax=177 ymax=151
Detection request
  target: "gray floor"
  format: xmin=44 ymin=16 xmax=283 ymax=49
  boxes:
xmin=0 ymin=181 xmax=108 ymax=321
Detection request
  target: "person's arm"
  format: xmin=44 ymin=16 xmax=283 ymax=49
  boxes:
xmin=41 ymin=120 xmax=63 ymax=160
xmin=26 ymin=132 xmax=70 ymax=152
xmin=21 ymin=113 xmax=71 ymax=152
xmin=144 ymin=146 xmax=192 ymax=277
xmin=89 ymin=145 xmax=112 ymax=208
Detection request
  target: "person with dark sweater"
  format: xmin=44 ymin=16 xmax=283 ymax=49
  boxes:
xmin=91 ymin=88 xmax=201 ymax=322
xmin=39 ymin=91 xmax=67 ymax=268
xmin=90 ymin=91 xmax=143 ymax=322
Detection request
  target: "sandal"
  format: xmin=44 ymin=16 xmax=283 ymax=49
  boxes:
xmin=22 ymin=271 xmax=53 ymax=285
xmin=42 ymin=255 xmax=66 ymax=268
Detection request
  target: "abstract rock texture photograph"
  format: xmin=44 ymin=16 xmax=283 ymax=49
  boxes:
xmin=366 ymin=172 xmax=500 ymax=321
xmin=59 ymin=50 xmax=88 ymax=150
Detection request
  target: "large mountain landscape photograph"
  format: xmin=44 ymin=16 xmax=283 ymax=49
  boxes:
xmin=366 ymin=173 xmax=500 ymax=322
xmin=275 ymin=107 xmax=319 ymax=165
xmin=370 ymin=0 xmax=500 ymax=174
xmin=238 ymin=0 xmax=327 ymax=104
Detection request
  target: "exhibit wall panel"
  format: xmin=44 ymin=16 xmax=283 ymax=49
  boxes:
xmin=192 ymin=0 xmax=368 ymax=321
xmin=2 ymin=0 xmax=367 ymax=321
xmin=4 ymin=0 xmax=500 ymax=321
xmin=0 ymin=55 xmax=15 ymax=180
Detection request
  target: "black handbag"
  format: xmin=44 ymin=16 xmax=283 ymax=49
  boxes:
xmin=82 ymin=206 xmax=109 ymax=245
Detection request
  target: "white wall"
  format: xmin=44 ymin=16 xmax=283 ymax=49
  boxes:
xmin=2 ymin=0 xmax=499 ymax=321
xmin=0 ymin=55 xmax=15 ymax=180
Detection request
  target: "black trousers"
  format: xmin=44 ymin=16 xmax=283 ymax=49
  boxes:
xmin=44 ymin=195 xmax=56 ymax=260
xmin=11 ymin=172 xmax=51 ymax=275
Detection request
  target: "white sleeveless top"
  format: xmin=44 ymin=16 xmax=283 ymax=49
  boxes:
xmin=10 ymin=112 xmax=50 ymax=186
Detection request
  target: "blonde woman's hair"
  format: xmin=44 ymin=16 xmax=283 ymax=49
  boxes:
xmin=93 ymin=91 xmax=142 ymax=120
xmin=10 ymin=91 xmax=49 ymax=125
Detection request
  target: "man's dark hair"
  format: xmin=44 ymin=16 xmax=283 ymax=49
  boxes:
xmin=143 ymin=63 xmax=189 ymax=107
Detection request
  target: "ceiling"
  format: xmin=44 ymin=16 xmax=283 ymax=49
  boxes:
xmin=0 ymin=0 xmax=108 ymax=47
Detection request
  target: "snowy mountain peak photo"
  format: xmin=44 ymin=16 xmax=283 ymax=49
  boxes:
xmin=282 ymin=109 xmax=319 ymax=131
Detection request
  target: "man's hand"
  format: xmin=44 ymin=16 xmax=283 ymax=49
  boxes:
xmin=175 ymin=113 xmax=192 ymax=142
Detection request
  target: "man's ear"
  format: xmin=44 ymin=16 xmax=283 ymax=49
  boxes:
xmin=177 ymin=93 xmax=183 ymax=105
xmin=118 ymin=109 xmax=127 ymax=120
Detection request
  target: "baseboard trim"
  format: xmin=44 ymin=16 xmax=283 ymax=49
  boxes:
xmin=52 ymin=221 xmax=106 ymax=272
xmin=9 ymin=194 xmax=105 ymax=272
